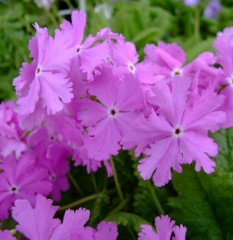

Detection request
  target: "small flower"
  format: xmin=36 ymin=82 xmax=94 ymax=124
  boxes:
xmin=183 ymin=0 xmax=199 ymax=7
xmin=138 ymin=215 xmax=187 ymax=240
xmin=203 ymin=0 xmax=221 ymax=20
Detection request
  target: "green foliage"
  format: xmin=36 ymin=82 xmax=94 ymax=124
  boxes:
xmin=169 ymin=163 xmax=233 ymax=240
xmin=169 ymin=165 xmax=222 ymax=239
xmin=105 ymin=212 xmax=150 ymax=233
xmin=213 ymin=128 xmax=233 ymax=170
xmin=133 ymin=180 xmax=170 ymax=222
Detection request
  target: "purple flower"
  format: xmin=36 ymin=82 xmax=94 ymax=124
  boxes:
xmin=77 ymin=67 xmax=144 ymax=160
xmin=0 ymin=154 xmax=52 ymax=220
xmin=138 ymin=215 xmax=187 ymax=240
xmin=183 ymin=0 xmax=199 ymax=7
xmin=0 ymin=230 xmax=16 ymax=240
xmin=12 ymin=194 xmax=118 ymax=240
xmin=203 ymin=0 xmax=221 ymax=20
xmin=122 ymin=77 xmax=225 ymax=186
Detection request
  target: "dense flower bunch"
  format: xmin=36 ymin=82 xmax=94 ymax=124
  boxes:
xmin=0 ymin=9 xmax=233 ymax=239
xmin=0 ymin=194 xmax=118 ymax=240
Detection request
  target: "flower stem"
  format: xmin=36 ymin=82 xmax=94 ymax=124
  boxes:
xmin=110 ymin=157 xmax=124 ymax=201
xmin=226 ymin=129 xmax=232 ymax=160
xmin=59 ymin=193 xmax=100 ymax=211
xmin=68 ymin=173 xmax=84 ymax=196
xmin=147 ymin=181 xmax=164 ymax=215
xmin=108 ymin=198 xmax=128 ymax=215
xmin=91 ymin=173 xmax=98 ymax=192
xmin=194 ymin=6 xmax=200 ymax=40
xmin=64 ymin=0 xmax=74 ymax=9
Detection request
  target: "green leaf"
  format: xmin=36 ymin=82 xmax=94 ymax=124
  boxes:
xmin=105 ymin=212 xmax=150 ymax=232
xmin=198 ymin=170 xmax=233 ymax=240
xmin=133 ymin=180 xmax=169 ymax=222
xmin=169 ymin=165 xmax=223 ymax=240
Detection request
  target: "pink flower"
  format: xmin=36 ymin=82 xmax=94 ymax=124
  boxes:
xmin=14 ymin=23 xmax=73 ymax=119
xmin=123 ymin=77 xmax=225 ymax=186
xmin=0 ymin=153 xmax=52 ymax=220
xmin=27 ymin=127 xmax=71 ymax=201
xmin=12 ymin=194 xmax=60 ymax=240
xmin=77 ymin=67 xmax=144 ymax=160
xmin=214 ymin=32 xmax=233 ymax=127
xmin=144 ymin=42 xmax=186 ymax=78
xmin=0 ymin=101 xmax=26 ymax=158
xmin=138 ymin=215 xmax=187 ymax=240
xmin=42 ymin=142 xmax=70 ymax=201
xmin=0 ymin=230 xmax=16 ymax=240
xmin=59 ymin=10 xmax=110 ymax=81
xmin=12 ymin=194 xmax=118 ymax=240
xmin=111 ymin=39 xmax=158 ymax=86
xmin=94 ymin=221 xmax=118 ymax=240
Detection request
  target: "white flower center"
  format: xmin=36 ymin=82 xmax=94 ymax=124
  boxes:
xmin=76 ymin=45 xmax=82 ymax=54
xmin=128 ymin=63 xmax=136 ymax=74
xmin=49 ymin=174 xmax=56 ymax=182
xmin=227 ymin=75 xmax=233 ymax=88
xmin=9 ymin=185 xmax=19 ymax=194
xmin=171 ymin=68 xmax=183 ymax=77
xmin=172 ymin=126 xmax=183 ymax=138
xmin=108 ymin=107 xmax=118 ymax=118
xmin=35 ymin=66 xmax=41 ymax=77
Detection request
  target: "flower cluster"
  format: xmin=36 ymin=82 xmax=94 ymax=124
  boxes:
xmin=1 ymin=194 xmax=118 ymax=240
xmin=0 ymin=8 xmax=232 ymax=239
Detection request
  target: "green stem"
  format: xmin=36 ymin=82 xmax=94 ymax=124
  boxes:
xmin=78 ymin=0 xmax=86 ymax=11
xmin=64 ymin=0 xmax=74 ymax=10
xmin=91 ymin=173 xmax=98 ymax=192
xmin=110 ymin=157 xmax=124 ymax=201
xmin=59 ymin=193 xmax=100 ymax=211
xmin=108 ymin=198 xmax=128 ymax=215
xmin=127 ymin=227 xmax=136 ymax=240
xmin=68 ymin=173 xmax=84 ymax=196
xmin=194 ymin=6 xmax=200 ymax=40
xmin=226 ymin=130 xmax=232 ymax=160
xmin=44 ymin=9 xmax=57 ymax=26
xmin=147 ymin=181 xmax=164 ymax=215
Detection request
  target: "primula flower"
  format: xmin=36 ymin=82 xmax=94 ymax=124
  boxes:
xmin=144 ymin=42 xmax=186 ymax=78
xmin=27 ymin=127 xmax=71 ymax=201
xmin=94 ymin=221 xmax=118 ymax=240
xmin=0 ymin=230 xmax=16 ymax=240
xmin=138 ymin=215 xmax=187 ymax=240
xmin=77 ymin=67 xmax=144 ymax=160
xmin=144 ymin=42 xmax=220 ymax=89
xmin=214 ymin=33 xmax=233 ymax=128
xmin=42 ymin=142 xmax=70 ymax=201
xmin=0 ymin=153 xmax=52 ymax=219
xmin=58 ymin=10 xmax=110 ymax=81
xmin=12 ymin=194 xmax=60 ymax=240
xmin=0 ymin=101 xmax=27 ymax=159
xmin=14 ymin=23 xmax=73 ymax=118
xmin=73 ymin=143 xmax=113 ymax=176
xmin=123 ymin=77 xmax=225 ymax=186
xmin=183 ymin=0 xmax=199 ymax=7
xmin=112 ymin=39 xmax=157 ymax=85
xmin=12 ymin=194 xmax=118 ymax=240
xmin=203 ymin=0 xmax=221 ymax=20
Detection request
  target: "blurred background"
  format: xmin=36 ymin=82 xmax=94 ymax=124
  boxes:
xmin=0 ymin=0 xmax=233 ymax=101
